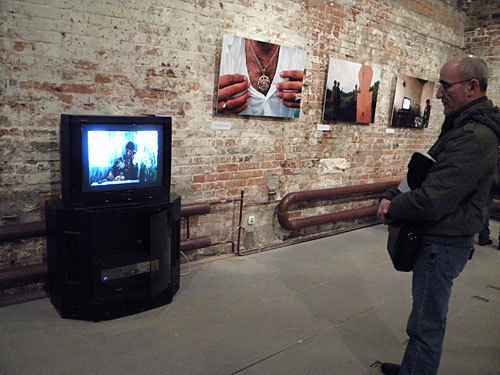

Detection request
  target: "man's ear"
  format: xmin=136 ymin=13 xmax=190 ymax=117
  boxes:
xmin=468 ymin=78 xmax=481 ymax=96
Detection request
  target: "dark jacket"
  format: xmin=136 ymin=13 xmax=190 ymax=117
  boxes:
xmin=382 ymin=97 xmax=500 ymax=239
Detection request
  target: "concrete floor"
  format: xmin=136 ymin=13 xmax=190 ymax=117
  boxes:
xmin=1 ymin=223 xmax=499 ymax=375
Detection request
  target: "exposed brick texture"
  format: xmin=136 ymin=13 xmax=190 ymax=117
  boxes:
xmin=464 ymin=0 xmax=500 ymax=105
xmin=0 ymin=0 xmax=498 ymax=270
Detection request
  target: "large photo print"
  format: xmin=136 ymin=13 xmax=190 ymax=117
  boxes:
xmin=390 ymin=75 xmax=435 ymax=128
xmin=323 ymin=57 xmax=381 ymax=124
xmin=216 ymin=35 xmax=306 ymax=118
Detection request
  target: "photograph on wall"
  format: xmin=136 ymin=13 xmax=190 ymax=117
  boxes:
xmin=390 ymin=75 xmax=435 ymax=128
xmin=322 ymin=57 xmax=381 ymax=124
xmin=215 ymin=35 xmax=306 ymax=118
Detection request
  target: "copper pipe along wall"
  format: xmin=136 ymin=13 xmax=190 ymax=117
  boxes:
xmin=180 ymin=236 xmax=212 ymax=252
xmin=0 ymin=263 xmax=47 ymax=289
xmin=236 ymin=190 xmax=244 ymax=255
xmin=179 ymin=195 xmax=243 ymax=254
xmin=277 ymin=180 xmax=400 ymax=230
xmin=0 ymin=221 xmax=46 ymax=242
xmin=180 ymin=202 xmax=211 ymax=217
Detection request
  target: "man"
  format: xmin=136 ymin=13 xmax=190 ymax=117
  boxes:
xmin=421 ymin=98 xmax=431 ymax=127
xmin=377 ymin=55 xmax=500 ymax=375
xmin=107 ymin=141 xmax=139 ymax=181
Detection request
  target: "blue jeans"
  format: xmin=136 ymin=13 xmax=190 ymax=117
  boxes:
xmin=399 ymin=241 xmax=471 ymax=375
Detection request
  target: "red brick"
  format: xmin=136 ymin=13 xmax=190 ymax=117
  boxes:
xmin=56 ymin=93 xmax=73 ymax=104
xmin=217 ymin=164 xmax=239 ymax=172
xmin=60 ymin=84 xmax=94 ymax=95
xmin=134 ymin=89 xmax=165 ymax=99
xmin=13 ymin=42 xmax=26 ymax=51
xmin=95 ymin=74 xmax=112 ymax=83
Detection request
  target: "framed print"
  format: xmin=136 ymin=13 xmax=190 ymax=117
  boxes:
xmin=215 ymin=35 xmax=306 ymax=118
xmin=322 ymin=57 xmax=381 ymax=124
xmin=391 ymin=75 xmax=435 ymax=128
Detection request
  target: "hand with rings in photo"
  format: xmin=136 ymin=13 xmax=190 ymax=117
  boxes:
xmin=276 ymin=70 xmax=304 ymax=108
xmin=217 ymin=74 xmax=251 ymax=114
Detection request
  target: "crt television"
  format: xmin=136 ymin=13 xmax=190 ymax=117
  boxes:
xmin=60 ymin=114 xmax=171 ymax=208
xmin=402 ymin=97 xmax=412 ymax=110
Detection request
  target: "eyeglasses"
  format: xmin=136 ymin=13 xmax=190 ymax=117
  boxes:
xmin=438 ymin=79 xmax=470 ymax=92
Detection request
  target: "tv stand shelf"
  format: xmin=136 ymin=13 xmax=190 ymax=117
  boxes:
xmin=45 ymin=195 xmax=180 ymax=321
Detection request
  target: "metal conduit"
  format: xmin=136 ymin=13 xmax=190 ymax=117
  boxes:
xmin=180 ymin=236 xmax=212 ymax=251
xmin=277 ymin=180 xmax=400 ymax=230
xmin=180 ymin=202 xmax=211 ymax=217
xmin=0 ymin=221 xmax=46 ymax=242
xmin=179 ymin=191 xmax=244 ymax=255
xmin=0 ymin=264 xmax=48 ymax=289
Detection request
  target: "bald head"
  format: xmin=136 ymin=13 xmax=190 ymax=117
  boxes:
xmin=442 ymin=55 xmax=488 ymax=92
xmin=437 ymin=55 xmax=488 ymax=115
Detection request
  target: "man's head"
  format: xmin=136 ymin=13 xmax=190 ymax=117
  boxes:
xmin=125 ymin=141 xmax=136 ymax=160
xmin=436 ymin=55 xmax=488 ymax=116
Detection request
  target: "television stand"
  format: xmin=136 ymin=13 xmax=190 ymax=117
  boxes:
xmin=394 ymin=109 xmax=413 ymax=128
xmin=45 ymin=194 xmax=181 ymax=321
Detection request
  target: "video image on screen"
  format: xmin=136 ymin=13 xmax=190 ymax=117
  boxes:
xmin=86 ymin=130 xmax=159 ymax=189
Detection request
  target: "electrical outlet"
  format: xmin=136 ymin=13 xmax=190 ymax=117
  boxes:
xmin=248 ymin=215 xmax=255 ymax=225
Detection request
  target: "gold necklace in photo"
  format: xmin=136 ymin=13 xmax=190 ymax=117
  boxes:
xmin=249 ymin=41 xmax=279 ymax=94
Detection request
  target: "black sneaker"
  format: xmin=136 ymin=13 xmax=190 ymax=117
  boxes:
xmin=478 ymin=238 xmax=493 ymax=246
xmin=381 ymin=362 xmax=401 ymax=375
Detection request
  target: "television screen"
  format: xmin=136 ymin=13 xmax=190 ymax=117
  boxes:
xmin=60 ymin=115 xmax=171 ymax=208
xmin=402 ymin=97 xmax=411 ymax=110
xmin=82 ymin=125 xmax=163 ymax=192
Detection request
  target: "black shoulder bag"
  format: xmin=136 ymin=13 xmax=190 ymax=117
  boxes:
xmin=385 ymin=152 xmax=435 ymax=272
xmin=387 ymin=224 xmax=421 ymax=272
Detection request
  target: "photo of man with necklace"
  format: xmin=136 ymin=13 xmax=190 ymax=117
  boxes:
xmin=216 ymin=35 xmax=306 ymax=118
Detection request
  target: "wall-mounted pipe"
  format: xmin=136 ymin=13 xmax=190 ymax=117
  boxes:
xmin=0 ymin=263 xmax=47 ymax=289
xmin=277 ymin=180 xmax=400 ymax=230
xmin=180 ymin=236 xmax=212 ymax=252
xmin=180 ymin=202 xmax=211 ymax=217
xmin=0 ymin=221 xmax=46 ymax=242
xmin=179 ymin=192 xmax=244 ymax=254
xmin=179 ymin=236 xmax=234 ymax=253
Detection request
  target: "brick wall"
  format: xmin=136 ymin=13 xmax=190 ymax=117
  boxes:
xmin=464 ymin=0 xmax=500 ymax=105
xmin=1 ymin=0 xmax=494 ymax=270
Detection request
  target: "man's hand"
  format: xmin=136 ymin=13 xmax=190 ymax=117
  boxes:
xmin=217 ymin=74 xmax=251 ymax=114
xmin=377 ymin=198 xmax=393 ymax=225
xmin=277 ymin=70 xmax=304 ymax=108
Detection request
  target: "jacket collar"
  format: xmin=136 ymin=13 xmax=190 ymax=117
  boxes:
xmin=439 ymin=96 xmax=489 ymax=137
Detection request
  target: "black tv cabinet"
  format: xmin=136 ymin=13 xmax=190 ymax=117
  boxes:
xmin=45 ymin=195 xmax=180 ymax=321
